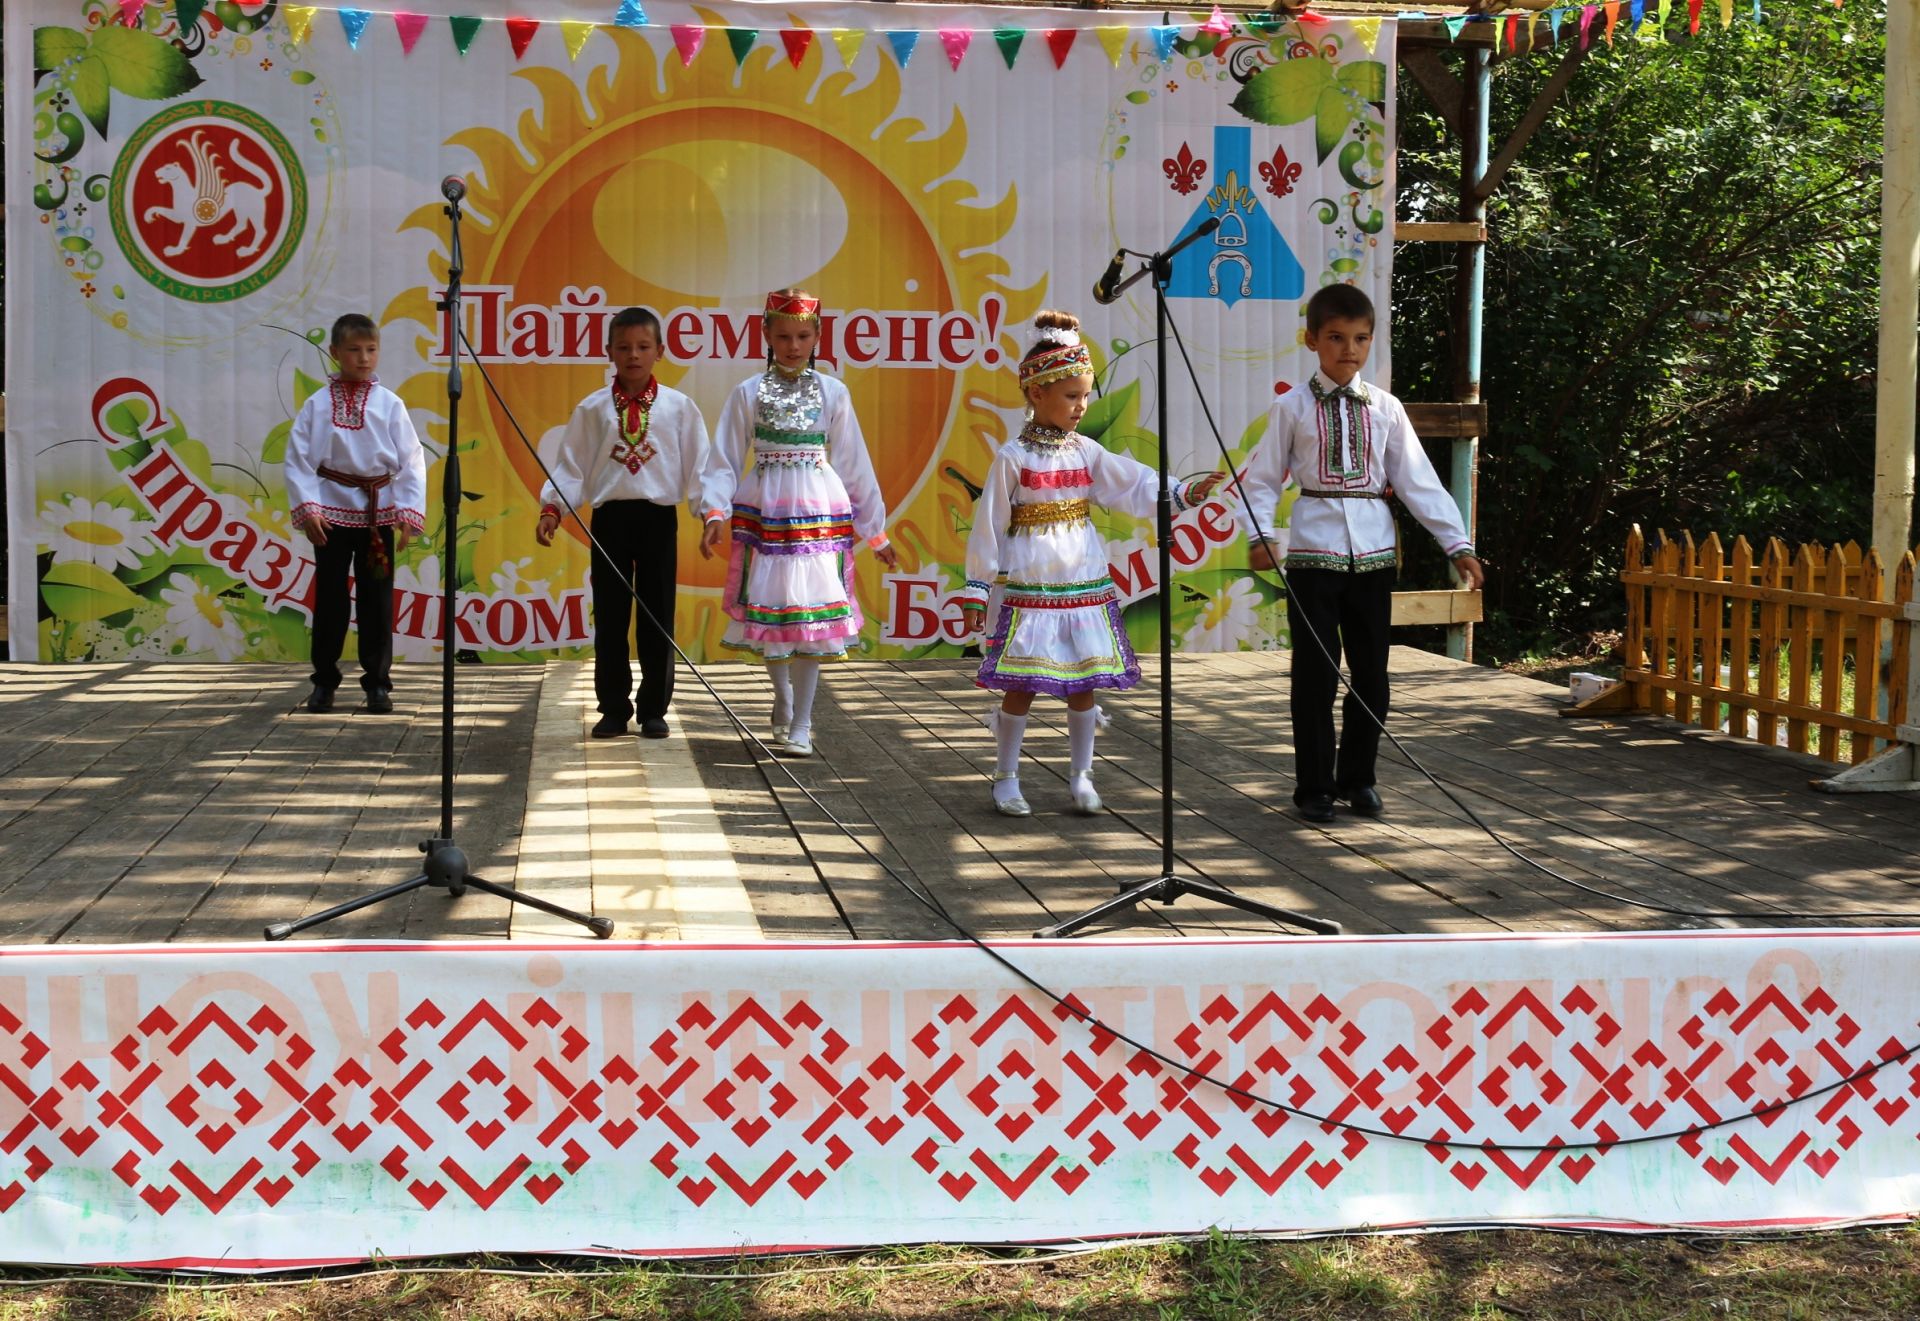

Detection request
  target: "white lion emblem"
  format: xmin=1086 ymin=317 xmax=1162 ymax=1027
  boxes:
xmin=142 ymin=129 xmax=275 ymax=259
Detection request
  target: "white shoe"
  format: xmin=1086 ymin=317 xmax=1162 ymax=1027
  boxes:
xmin=779 ymin=730 xmax=814 ymax=758
xmin=992 ymin=773 xmax=1031 ymax=817
xmin=1069 ymin=772 xmax=1103 ymax=815
xmin=770 ymin=722 xmax=790 ymax=745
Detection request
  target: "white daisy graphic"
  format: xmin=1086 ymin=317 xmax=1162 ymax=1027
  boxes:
xmin=1181 ymin=577 xmax=1263 ymax=652
xmin=158 ymin=571 xmax=246 ymax=660
xmin=37 ymin=495 xmax=154 ymax=572
xmin=489 ymin=556 xmax=551 ymax=599
xmin=393 ymin=553 xmax=445 ymax=597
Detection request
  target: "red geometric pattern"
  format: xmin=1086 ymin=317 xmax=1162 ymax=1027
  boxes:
xmin=0 ymin=941 xmax=1916 ymax=1265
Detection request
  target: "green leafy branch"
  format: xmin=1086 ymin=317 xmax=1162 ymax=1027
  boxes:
xmin=33 ymin=22 xmax=203 ymax=144
xmin=1230 ymin=54 xmax=1387 ymax=166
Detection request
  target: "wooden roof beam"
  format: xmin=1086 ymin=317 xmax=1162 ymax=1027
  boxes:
xmin=1472 ymin=40 xmax=1588 ymax=203
xmin=1400 ymin=47 xmax=1466 ymax=136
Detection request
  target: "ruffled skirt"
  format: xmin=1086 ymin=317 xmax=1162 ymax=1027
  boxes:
xmin=975 ymin=582 xmax=1139 ymax=696
xmin=722 ymin=459 xmax=861 ymax=661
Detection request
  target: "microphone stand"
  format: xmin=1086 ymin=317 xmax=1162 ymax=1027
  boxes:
xmin=1035 ymin=223 xmax=1342 ymax=940
xmin=266 ymin=188 xmax=612 ymax=942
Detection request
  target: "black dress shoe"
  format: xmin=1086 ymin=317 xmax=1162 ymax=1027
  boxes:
xmin=591 ymin=715 xmax=629 ymax=739
xmin=305 ymin=685 xmax=335 ymax=713
xmin=365 ymin=688 xmax=394 ymax=714
xmin=640 ymin=717 xmax=670 ymax=739
xmin=1340 ymin=786 xmax=1384 ymax=817
xmin=1297 ymin=793 xmax=1336 ymax=823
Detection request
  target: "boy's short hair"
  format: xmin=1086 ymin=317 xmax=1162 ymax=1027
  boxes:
xmin=330 ymin=312 xmax=378 ymax=346
xmin=607 ymin=306 xmax=662 ymax=345
xmin=1304 ymin=284 xmax=1375 ymax=333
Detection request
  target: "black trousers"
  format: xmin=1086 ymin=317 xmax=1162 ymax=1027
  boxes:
xmin=1285 ymin=565 xmax=1394 ymax=802
xmin=310 ymin=526 xmax=395 ymax=694
xmin=590 ymin=500 xmax=679 ymax=722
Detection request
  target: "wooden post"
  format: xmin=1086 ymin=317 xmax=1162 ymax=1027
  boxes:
xmin=1698 ymin=533 xmax=1725 ymax=733
xmin=1624 ymin=526 xmax=1648 ymax=707
xmin=1757 ymin=537 xmax=1786 ymax=749
xmin=1853 ymin=550 xmax=1885 ymax=764
xmin=1674 ymin=531 xmax=1698 ymax=726
xmin=1819 ymin=542 xmax=1849 ymax=763
xmin=1727 ymin=536 xmax=1755 ymax=741
xmin=1787 ymin=543 xmax=1817 ymax=754
xmin=1876 ymin=0 xmax=1918 ymax=589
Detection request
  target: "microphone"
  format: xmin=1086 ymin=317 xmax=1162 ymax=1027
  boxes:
xmin=440 ymin=175 xmax=467 ymax=203
xmin=1091 ymin=249 xmax=1128 ymax=305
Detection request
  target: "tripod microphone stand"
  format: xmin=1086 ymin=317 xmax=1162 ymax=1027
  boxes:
xmin=266 ymin=180 xmax=612 ymax=942
xmin=1034 ymin=221 xmax=1341 ymax=940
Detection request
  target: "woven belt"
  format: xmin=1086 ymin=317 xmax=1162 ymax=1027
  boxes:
xmin=318 ymin=464 xmax=396 ymax=577
xmin=1008 ymin=498 xmax=1090 ymax=532
xmin=1299 ymin=489 xmax=1386 ymax=500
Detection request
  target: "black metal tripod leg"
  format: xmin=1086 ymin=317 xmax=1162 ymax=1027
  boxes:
xmin=1034 ymin=877 xmax=1182 ymax=939
xmin=463 ymin=876 xmax=615 ymax=939
xmin=1171 ymin=879 xmax=1344 ymax=935
xmin=265 ymin=874 xmax=434 ymax=941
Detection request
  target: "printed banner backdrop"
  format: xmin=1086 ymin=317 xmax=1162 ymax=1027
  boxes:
xmin=1 ymin=932 xmax=1918 ymax=1265
xmin=4 ymin=0 xmax=1398 ymax=663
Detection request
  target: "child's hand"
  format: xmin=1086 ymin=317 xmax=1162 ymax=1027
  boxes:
xmin=962 ymin=604 xmax=984 ymax=636
xmin=1452 ymin=554 xmax=1486 ymax=591
xmin=1190 ymin=472 xmax=1228 ymax=502
xmin=534 ymin=510 xmax=560 ymax=547
xmin=395 ymin=526 xmax=413 ymax=554
xmin=300 ymin=516 xmax=329 ymax=547
xmin=874 ymin=543 xmax=900 ymax=571
xmin=699 ymin=518 xmax=726 ymax=561
xmin=1247 ymin=539 xmax=1278 ymax=572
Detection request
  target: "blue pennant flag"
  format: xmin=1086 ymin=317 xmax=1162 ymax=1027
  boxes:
xmin=1629 ymin=0 xmax=1645 ymax=26
xmin=614 ymin=0 xmax=646 ymax=27
xmin=338 ymin=8 xmax=372 ymax=47
xmin=1150 ymin=26 xmax=1178 ymax=61
xmin=885 ymin=30 xmax=919 ymax=66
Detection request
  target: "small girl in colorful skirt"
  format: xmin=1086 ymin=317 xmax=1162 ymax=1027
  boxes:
xmin=712 ymin=289 xmax=897 ymax=757
xmin=958 ymin=310 xmax=1224 ymax=816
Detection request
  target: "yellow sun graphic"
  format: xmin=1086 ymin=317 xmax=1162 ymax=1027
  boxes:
xmin=384 ymin=25 xmax=1043 ymax=660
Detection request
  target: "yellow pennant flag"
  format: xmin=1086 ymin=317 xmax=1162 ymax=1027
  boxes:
xmin=1527 ymin=12 xmax=1541 ymax=48
xmin=1351 ymin=17 xmax=1383 ymax=52
xmin=1719 ymin=0 xmax=1733 ymax=24
xmin=1094 ymin=25 xmax=1129 ymax=66
xmin=832 ymin=28 xmax=865 ymax=66
xmin=285 ymin=4 xmax=317 ymax=44
xmin=561 ymin=20 xmax=596 ymax=60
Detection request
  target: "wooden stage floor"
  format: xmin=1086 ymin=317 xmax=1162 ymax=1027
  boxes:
xmin=4 ymin=651 xmax=1919 ymax=945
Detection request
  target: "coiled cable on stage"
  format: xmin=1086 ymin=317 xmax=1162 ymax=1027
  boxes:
xmin=462 ymin=331 xmax=1920 ymax=1156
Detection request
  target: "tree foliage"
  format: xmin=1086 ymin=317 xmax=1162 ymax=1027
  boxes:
xmin=1392 ymin=4 xmax=1890 ymax=656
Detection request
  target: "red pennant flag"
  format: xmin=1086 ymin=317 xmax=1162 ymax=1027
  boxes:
xmin=393 ymin=11 xmax=428 ymax=54
xmin=780 ymin=29 xmax=813 ymax=67
xmin=1686 ymin=0 xmax=1703 ymax=30
xmin=1504 ymin=13 xmax=1518 ymax=48
xmin=506 ymin=16 xmax=539 ymax=59
xmin=1044 ymin=29 xmax=1076 ymax=68
xmin=671 ymin=25 xmax=705 ymax=65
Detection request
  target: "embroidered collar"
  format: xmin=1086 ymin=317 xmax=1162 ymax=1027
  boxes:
xmin=328 ymin=375 xmax=377 ymax=430
xmin=1019 ymin=422 xmax=1080 ymax=450
xmin=610 ymin=376 xmax=660 ymax=473
xmin=1309 ymin=372 xmax=1371 ymax=406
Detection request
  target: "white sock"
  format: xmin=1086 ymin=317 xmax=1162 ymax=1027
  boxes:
xmin=993 ymin=710 xmax=1028 ymax=805
xmin=789 ymin=658 xmax=821 ymax=738
xmin=1067 ymin=706 xmax=1099 ymax=776
xmin=768 ymin=662 xmax=793 ymax=731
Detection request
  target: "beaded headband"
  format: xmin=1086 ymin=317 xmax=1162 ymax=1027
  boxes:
xmin=764 ymin=291 xmax=821 ymax=322
xmin=1018 ymin=340 xmax=1093 ymax=392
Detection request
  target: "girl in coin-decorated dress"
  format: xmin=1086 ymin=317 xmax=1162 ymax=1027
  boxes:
xmin=711 ymin=289 xmax=898 ymax=757
xmin=957 ymin=310 xmax=1224 ymax=817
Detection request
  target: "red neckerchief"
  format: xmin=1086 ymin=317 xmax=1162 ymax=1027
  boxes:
xmin=610 ymin=376 xmax=659 ymax=472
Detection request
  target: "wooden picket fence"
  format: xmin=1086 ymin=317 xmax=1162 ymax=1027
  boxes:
xmin=1603 ymin=526 xmax=1918 ymax=765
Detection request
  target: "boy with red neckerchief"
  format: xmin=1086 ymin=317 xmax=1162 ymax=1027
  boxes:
xmin=287 ymin=313 xmax=427 ymax=715
xmin=536 ymin=306 xmax=730 ymax=740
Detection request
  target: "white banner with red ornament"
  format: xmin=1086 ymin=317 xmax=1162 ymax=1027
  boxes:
xmin=1 ymin=932 xmax=1917 ymax=1266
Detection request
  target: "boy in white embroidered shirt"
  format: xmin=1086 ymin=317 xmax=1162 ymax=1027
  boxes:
xmin=1237 ymin=284 xmax=1485 ymax=823
xmin=285 ymin=313 xmax=428 ymax=715
xmin=535 ymin=306 xmax=730 ymax=740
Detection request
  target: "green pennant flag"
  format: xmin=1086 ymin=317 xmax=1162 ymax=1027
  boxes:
xmin=174 ymin=0 xmax=207 ymax=27
xmin=993 ymin=27 xmax=1025 ymax=68
xmin=1442 ymin=14 xmax=1469 ymax=39
xmin=449 ymin=14 xmax=481 ymax=54
xmin=726 ymin=26 xmax=758 ymax=66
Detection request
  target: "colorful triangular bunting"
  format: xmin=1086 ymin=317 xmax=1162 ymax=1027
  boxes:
xmin=285 ymin=4 xmax=317 ymax=44
xmin=338 ymin=8 xmax=371 ymax=47
xmin=939 ymin=28 xmax=971 ymax=70
xmin=1150 ymin=26 xmax=1178 ymax=61
xmin=562 ymin=20 xmax=595 ymax=60
xmin=175 ymin=0 xmax=207 ymax=28
xmin=833 ymin=28 xmax=866 ymax=67
xmin=1094 ymin=25 xmax=1128 ymax=66
xmin=1602 ymin=0 xmax=1619 ymax=42
xmin=885 ymin=30 xmax=919 ymax=66
xmin=1351 ymin=17 xmax=1383 ymax=51
xmin=1044 ymin=29 xmax=1076 ymax=68
xmin=506 ymin=17 xmax=539 ymax=59
xmin=672 ymin=23 xmax=704 ymax=64
xmin=1687 ymin=0 xmax=1702 ymax=30
xmin=725 ymin=27 xmax=757 ymax=67
xmin=614 ymin=0 xmax=646 ymax=26
xmin=1200 ymin=5 xmax=1233 ymax=35
xmin=117 ymin=0 xmax=146 ymax=27
xmin=1628 ymin=0 xmax=1645 ymax=28
xmin=393 ymin=12 xmax=428 ymax=54
xmin=1442 ymin=14 xmax=1468 ymax=40
xmin=993 ymin=28 xmax=1025 ymax=69
xmin=449 ymin=14 xmax=482 ymax=54
xmin=781 ymin=29 xmax=812 ymax=67
xmin=1503 ymin=13 xmax=1517 ymax=48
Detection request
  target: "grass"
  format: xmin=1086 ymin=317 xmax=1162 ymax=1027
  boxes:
xmin=4 ymin=1226 xmax=1920 ymax=1319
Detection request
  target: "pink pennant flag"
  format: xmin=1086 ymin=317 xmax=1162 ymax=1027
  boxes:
xmin=671 ymin=24 xmax=705 ymax=65
xmin=117 ymin=0 xmax=146 ymax=26
xmin=1200 ymin=5 xmax=1233 ymax=34
xmin=938 ymin=28 xmax=970 ymax=69
xmin=781 ymin=29 xmax=813 ymax=67
xmin=506 ymin=16 xmax=539 ymax=59
xmin=393 ymin=11 xmax=429 ymax=54
xmin=1578 ymin=4 xmax=1598 ymax=45
xmin=1044 ymin=28 xmax=1076 ymax=67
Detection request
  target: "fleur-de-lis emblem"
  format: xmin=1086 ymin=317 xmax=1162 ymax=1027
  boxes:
xmin=1260 ymin=144 xmax=1303 ymax=200
xmin=1163 ymin=141 xmax=1206 ymax=196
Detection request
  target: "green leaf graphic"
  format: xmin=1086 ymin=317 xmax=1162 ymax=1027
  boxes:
xmin=1080 ymin=380 xmax=1138 ymax=442
xmin=91 ymin=25 xmax=204 ymax=99
xmin=42 ymin=560 xmax=145 ymax=622
xmin=70 ymin=57 xmax=111 ymax=137
xmin=261 ymin=418 xmax=292 ymax=465
xmin=1229 ymin=56 xmax=1333 ymax=126
xmin=1314 ymin=85 xmax=1351 ymax=164
xmin=33 ymin=26 xmax=87 ymax=73
xmin=1337 ymin=60 xmax=1387 ymax=103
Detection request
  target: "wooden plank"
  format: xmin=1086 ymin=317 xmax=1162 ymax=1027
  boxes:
xmin=1787 ymin=543 xmax=1817 ymax=753
xmin=1403 ymin=402 xmax=1488 ymax=439
xmin=1819 ymin=544 xmax=1849 ymax=763
xmin=1674 ymin=532 xmax=1697 ymax=727
xmin=1725 ymin=537 xmax=1756 ymax=744
xmin=1853 ymin=552 xmax=1885 ymax=764
xmin=1697 ymin=534 xmax=1725 ymax=735
xmin=1474 ymin=41 xmax=1589 ymax=201
xmin=1757 ymin=539 xmax=1785 ymax=748
xmin=1396 ymin=221 xmax=1488 ymax=243
xmin=1390 ymin=589 xmax=1484 ymax=627
xmin=1397 ymin=47 xmax=1465 ymax=135
xmin=1622 ymin=526 xmax=1648 ymax=709
xmin=1617 ymin=670 xmax=1893 ymax=742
